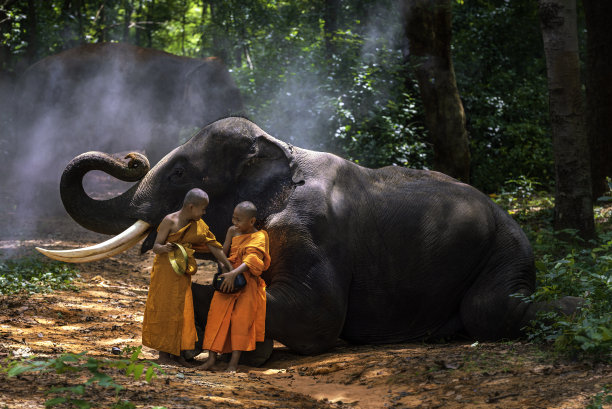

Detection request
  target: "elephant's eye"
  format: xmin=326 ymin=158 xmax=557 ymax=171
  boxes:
xmin=170 ymin=166 xmax=185 ymax=183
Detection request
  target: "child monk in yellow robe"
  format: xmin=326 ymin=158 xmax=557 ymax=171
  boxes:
xmin=142 ymin=188 xmax=232 ymax=366
xmin=200 ymin=201 xmax=271 ymax=372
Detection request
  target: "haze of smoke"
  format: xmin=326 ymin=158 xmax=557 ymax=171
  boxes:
xmin=2 ymin=44 xmax=241 ymax=239
xmin=255 ymin=0 xmax=404 ymax=154
xmin=1 ymin=4 xmax=402 ymax=240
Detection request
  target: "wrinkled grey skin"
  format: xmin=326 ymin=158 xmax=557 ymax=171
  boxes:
xmin=60 ymin=117 xmax=580 ymax=363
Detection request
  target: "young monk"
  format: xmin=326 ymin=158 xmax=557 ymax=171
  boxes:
xmin=142 ymin=188 xmax=232 ymax=366
xmin=200 ymin=201 xmax=271 ymax=372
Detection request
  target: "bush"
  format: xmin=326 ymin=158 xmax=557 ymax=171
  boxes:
xmin=521 ymin=231 xmax=612 ymax=360
xmin=0 ymin=257 xmax=80 ymax=295
xmin=0 ymin=346 xmax=163 ymax=409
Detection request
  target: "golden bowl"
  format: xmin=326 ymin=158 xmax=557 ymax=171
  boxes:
xmin=168 ymin=243 xmax=188 ymax=275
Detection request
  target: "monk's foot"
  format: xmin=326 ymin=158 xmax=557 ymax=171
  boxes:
xmin=197 ymin=359 xmax=216 ymax=371
xmin=225 ymin=364 xmax=238 ymax=373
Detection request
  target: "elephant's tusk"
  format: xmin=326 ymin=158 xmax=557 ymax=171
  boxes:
xmin=35 ymin=220 xmax=151 ymax=263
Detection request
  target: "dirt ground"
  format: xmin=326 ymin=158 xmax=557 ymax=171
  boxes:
xmin=0 ymin=214 xmax=611 ymax=409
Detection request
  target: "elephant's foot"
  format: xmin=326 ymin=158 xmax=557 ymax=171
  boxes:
xmin=239 ymin=338 xmax=274 ymax=367
xmin=522 ymin=295 xmax=584 ymax=328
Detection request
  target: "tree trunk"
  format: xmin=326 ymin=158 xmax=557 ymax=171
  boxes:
xmin=539 ymin=0 xmax=595 ymax=239
xmin=134 ymin=0 xmax=143 ymax=45
xmin=209 ymin=1 xmax=228 ymax=63
xmin=402 ymin=0 xmax=470 ymax=183
xmin=583 ymin=0 xmax=612 ymax=199
xmin=323 ymin=0 xmax=340 ymax=61
xmin=95 ymin=0 xmax=107 ymax=43
xmin=0 ymin=1 xmax=16 ymax=69
xmin=144 ymin=0 xmax=155 ymax=47
xmin=199 ymin=0 xmax=208 ymax=57
xmin=25 ymin=0 xmax=38 ymax=64
xmin=123 ymin=0 xmax=134 ymax=42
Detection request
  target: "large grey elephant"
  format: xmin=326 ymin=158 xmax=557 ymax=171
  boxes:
xmin=45 ymin=117 xmax=579 ymax=360
xmin=5 ymin=42 xmax=243 ymax=216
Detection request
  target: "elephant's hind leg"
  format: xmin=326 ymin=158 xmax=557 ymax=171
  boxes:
xmin=459 ymin=244 xmax=537 ymax=341
xmin=460 ymin=229 xmax=582 ymax=341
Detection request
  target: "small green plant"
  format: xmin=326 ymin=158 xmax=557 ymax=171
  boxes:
xmin=0 ymin=346 xmax=163 ymax=408
xmin=0 ymin=256 xmax=80 ymax=295
xmin=491 ymin=176 xmax=554 ymax=224
xmin=519 ymin=231 xmax=612 ymax=360
xmin=587 ymin=385 xmax=612 ymax=409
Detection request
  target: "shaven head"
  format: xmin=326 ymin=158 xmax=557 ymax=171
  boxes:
xmin=235 ymin=201 xmax=257 ymax=219
xmin=182 ymin=188 xmax=209 ymax=208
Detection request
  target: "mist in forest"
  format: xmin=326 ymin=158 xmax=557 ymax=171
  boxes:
xmin=0 ymin=43 xmax=242 ymax=238
xmin=0 ymin=2 xmax=403 ymax=239
xmin=258 ymin=1 xmax=404 ymax=153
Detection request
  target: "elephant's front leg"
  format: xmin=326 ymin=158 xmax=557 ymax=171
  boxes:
xmin=265 ymin=258 xmax=349 ymax=355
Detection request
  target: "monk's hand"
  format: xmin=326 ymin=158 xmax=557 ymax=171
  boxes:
xmin=220 ymin=271 xmax=237 ymax=292
xmin=155 ymin=242 xmax=176 ymax=254
xmin=162 ymin=242 xmax=177 ymax=253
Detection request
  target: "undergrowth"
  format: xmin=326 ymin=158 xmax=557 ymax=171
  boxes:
xmin=0 ymin=256 xmax=80 ymax=295
xmin=0 ymin=346 xmax=164 ymax=409
xmin=493 ymin=177 xmax=612 ymax=361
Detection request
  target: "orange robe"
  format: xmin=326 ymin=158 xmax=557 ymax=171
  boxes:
xmin=203 ymin=230 xmax=270 ymax=354
xmin=142 ymin=219 xmax=222 ymax=356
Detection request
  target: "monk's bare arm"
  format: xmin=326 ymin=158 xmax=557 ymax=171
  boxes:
xmin=152 ymin=217 xmax=175 ymax=254
xmin=208 ymin=245 xmax=232 ymax=271
xmin=222 ymin=226 xmax=239 ymax=256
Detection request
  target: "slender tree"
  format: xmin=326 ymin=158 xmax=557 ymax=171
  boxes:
xmin=0 ymin=1 xmax=17 ymax=69
xmin=24 ymin=0 xmax=39 ymax=64
xmin=323 ymin=0 xmax=340 ymax=61
xmin=402 ymin=0 xmax=470 ymax=182
xmin=583 ymin=0 xmax=612 ymax=199
xmin=122 ymin=0 xmax=133 ymax=42
xmin=539 ymin=0 xmax=594 ymax=239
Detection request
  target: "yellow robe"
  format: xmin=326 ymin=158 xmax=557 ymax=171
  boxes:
xmin=142 ymin=219 xmax=222 ymax=356
xmin=203 ymin=230 xmax=270 ymax=354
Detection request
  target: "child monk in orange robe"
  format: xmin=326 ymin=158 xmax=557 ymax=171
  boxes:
xmin=200 ymin=201 xmax=271 ymax=372
xmin=142 ymin=188 xmax=232 ymax=366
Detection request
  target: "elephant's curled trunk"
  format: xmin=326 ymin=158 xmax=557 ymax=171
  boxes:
xmin=59 ymin=151 xmax=150 ymax=234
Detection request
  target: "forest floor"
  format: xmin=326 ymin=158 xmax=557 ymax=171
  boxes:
xmin=0 ymin=214 xmax=611 ymax=409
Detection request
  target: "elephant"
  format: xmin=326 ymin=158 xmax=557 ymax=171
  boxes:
xmin=4 ymin=42 xmax=243 ymax=216
xmin=43 ymin=116 xmax=580 ymax=362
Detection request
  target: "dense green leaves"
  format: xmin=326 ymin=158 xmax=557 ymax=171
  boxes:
xmin=0 ymin=346 xmax=163 ymax=408
xmin=453 ymin=0 xmax=553 ymax=192
xmin=0 ymin=257 xmax=80 ymax=295
xmin=525 ymin=232 xmax=612 ymax=359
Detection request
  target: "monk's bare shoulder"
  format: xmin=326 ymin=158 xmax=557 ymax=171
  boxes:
xmin=160 ymin=212 xmax=181 ymax=234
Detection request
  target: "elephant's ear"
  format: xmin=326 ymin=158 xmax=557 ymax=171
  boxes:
xmin=236 ymin=134 xmax=303 ymax=216
xmin=253 ymin=134 xmax=303 ymax=184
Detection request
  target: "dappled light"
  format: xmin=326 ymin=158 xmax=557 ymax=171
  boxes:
xmin=1 ymin=214 xmax=610 ymax=408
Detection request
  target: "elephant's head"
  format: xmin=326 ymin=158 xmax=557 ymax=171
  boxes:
xmin=38 ymin=117 xmax=303 ymax=262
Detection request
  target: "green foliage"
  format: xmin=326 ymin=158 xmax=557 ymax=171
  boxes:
xmin=452 ymin=0 xmax=553 ymax=192
xmin=0 ymin=257 xmax=80 ymax=295
xmin=493 ymin=181 xmax=612 ymax=360
xmin=519 ymin=230 xmax=612 ymax=360
xmin=587 ymin=385 xmax=612 ymax=409
xmin=0 ymin=346 xmax=163 ymax=408
xmin=490 ymin=176 xmax=554 ymax=224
